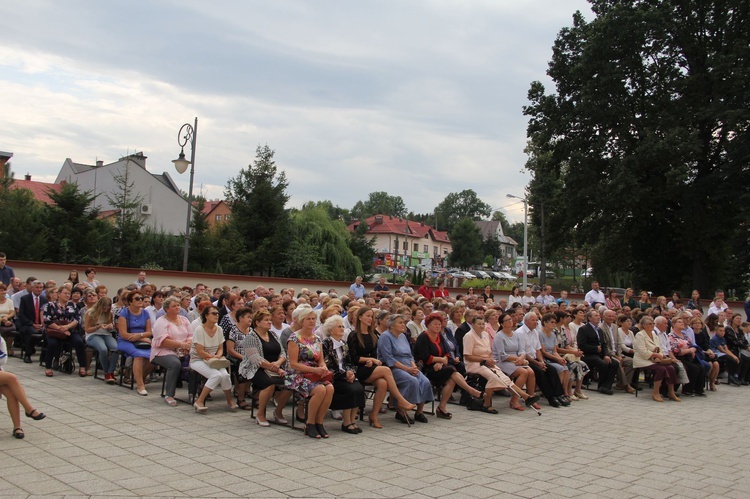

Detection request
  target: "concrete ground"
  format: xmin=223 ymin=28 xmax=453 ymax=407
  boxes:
xmin=1 ymin=358 xmax=749 ymax=498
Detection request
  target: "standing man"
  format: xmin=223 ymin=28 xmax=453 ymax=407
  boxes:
xmin=577 ymin=309 xmax=618 ymax=395
xmin=0 ymin=253 xmax=14 ymax=286
xmin=133 ymin=271 xmax=149 ymax=289
xmin=18 ymin=280 xmax=47 ymax=363
xmin=349 ymin=276 xmax=365 ymax=299
xmin=373 ymin=277 xmax=390 ymax=294
xmin=417 ymin=279 xmax=433 ymax=301
xmin=584 ymin=281 xmax=606 ymax=308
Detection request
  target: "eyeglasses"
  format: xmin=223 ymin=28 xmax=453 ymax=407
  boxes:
xmin=133 ymin=297 xmax=143 ymax=301
xmin=208 ymin=311 xmax=219 ymax=316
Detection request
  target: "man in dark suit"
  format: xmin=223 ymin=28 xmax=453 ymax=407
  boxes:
xmin=18 ymin=280 xmax=47 ymax=363
xmin=577 ymin=309 xmax=619 ymax=394
xmin=454 ymin=309 xmax=477 ymax=357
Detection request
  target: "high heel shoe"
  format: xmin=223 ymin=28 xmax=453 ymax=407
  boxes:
xmin=193 ymin=402 xmax=208 ymax=413
xmin=651 ymin=394 xmax=664 ymax=402
xmin=509 ymin=401 xmax=525 ymax=411
xmin=25 ymin=409 xmax=46 ymax=421
xmin=668 ymin=393 xmax=681 ymax=402
xmin=316 ymin=423 xmax=329 ymax=438
xmin=305 ymin=423 xmax=320 ymax=439
xmin=368 ymin=416 xmax=383 ymax=429
xmin=395 ymin=409 xmax=412 ymax=427
xmin=524 ymin=394 xmax=541 ymax=407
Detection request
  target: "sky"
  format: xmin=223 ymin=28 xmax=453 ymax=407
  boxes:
xmin=0 ymin=0 xmax=593 ymax=223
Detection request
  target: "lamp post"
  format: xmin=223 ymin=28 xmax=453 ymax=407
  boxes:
xmin=172 ymin=117 xmax=198 ymax=272
xmin=506 ymin=193 xmax=528 ymax=289
xmin=394 ymin=236 xmax=400 ymax=284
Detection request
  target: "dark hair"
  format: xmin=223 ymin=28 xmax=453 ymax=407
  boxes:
xmin=236 ymin=307 xmax=253 ymax=321
xmin=705 ymin=313 xmax=719 ymax=331
xmin=126 ymin=289 xmax=143 ymax=304
xmin=201 ymin=306 xmax=218 ymax=324
xmin=85 ymin=267 xmax=95 ymax=276
xmin=541 ymin=313 xmax=557 ymax=324
xmin=355 ymin=306 xmax=378 ymax=349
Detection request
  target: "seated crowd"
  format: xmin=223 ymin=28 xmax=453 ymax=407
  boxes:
xmin=3 ymin=268 xmax=750 ymax=441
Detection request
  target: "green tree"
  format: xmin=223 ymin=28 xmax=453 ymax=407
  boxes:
xmin=434 ymin=189 xmax=491 ymax=233
xmin=281 ymin=205 xmax=363 ymax=280
xmin=187 ymin=196 xmax=212 ymax=271
xmin=491 ymin=210 xmax=511 ymax=235
xmin=105 ymin=163 xmax=145 ymax=267
xmin=43 ymin=183 xmax=103 ymax=263
xmin=0 ymin=180 xmax=47 ymax=261
xmin=348 ymin=220 xmax=376 ymax=273
xmin=448 ymin=218 xmax=483 ymax=269
xmin=225 ymin=145 xmax=290 ymax=275
xmin=351 ymin=191 xmax=407 ymax=220
xmin=524 ymin=0 xmax=750 ymax=295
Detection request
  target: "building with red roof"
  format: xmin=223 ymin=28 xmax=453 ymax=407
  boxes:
xmin=348 ymin=214 xmax=452 ymax=269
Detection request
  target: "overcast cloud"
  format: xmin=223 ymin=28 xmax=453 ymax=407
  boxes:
xmin=0 ymin=0 xmax=592 ymax=222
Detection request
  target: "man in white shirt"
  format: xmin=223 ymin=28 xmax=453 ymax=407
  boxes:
xmin=516 ymin=312 xmax=568 ymax=408
xmin=349 ymin=276 xmax=365 ymax=299
xmin=399 ymin=279 xmax=414 ymax=295
xmin=707 ymin=289 xmax=729 ymax=316
xmin=584 ymin=282 xmax=606 ymax=308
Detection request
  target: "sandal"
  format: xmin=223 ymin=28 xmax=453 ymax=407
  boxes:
xmin=435 ymin=407 xmax=452 ymax=419
xmin=164 ymin=397 xmax=177 ymax=407
xmin=25 ymin=409 xmax=46 ymax=421
xmin=316 ymin=423 xmax=329 ymax=438
xmin=237 ymin=401 xmax=252 ymax=411
xmin=79 ymin=369 xmax=87 ymax=377
xmin=305 ymin=423 xmax=320 ymax=439
xmin=481 ymin=405 xmax=499 ymax=414
xmin=13 ymin=427 xmax=24 ymax=439
xmin=45 ymin=370 xmax=54 ymax=377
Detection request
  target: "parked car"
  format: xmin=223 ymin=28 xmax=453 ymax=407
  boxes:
xmin=374 ymin=265 xmax=393 ymax=274
xmin=544 ymin=270 xmax=556 ymax=279
xmin=469 ymin=270 xmax=491 ymax=279
xmin=493 ymin=271 xmax=517 ymax=282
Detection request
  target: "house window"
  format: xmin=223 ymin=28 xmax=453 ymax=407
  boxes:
xmin=433 ymin=246 xmax=438 ymax=255
xmin=215 ymin=215 xmax=222 ymax=221
xmin=403 ymin=241 xmax=407 ymax=251
xmin=413 ymin=243 xmax=418 ymax=251
xmin=224 ymin=214 xmax=230 ymax=221
xmin=424 ymin=245 xmax=428 ymax=253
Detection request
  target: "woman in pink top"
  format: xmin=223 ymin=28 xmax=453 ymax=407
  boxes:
xmin=151 ymin=296 xmax=193 ymax=407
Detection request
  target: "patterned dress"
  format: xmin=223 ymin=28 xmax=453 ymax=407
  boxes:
xmin=284 ymin=331 xmax=328 ymax=397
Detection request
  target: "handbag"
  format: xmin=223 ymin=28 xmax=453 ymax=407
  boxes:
xmin=47 ymin=319 xmax=72 ymax=340
xmin=133 ymin=341 xmax=151 ymax=350
xmin=207 ymin=357 xmax=231 ymax=370
xmin=302 ymin=371 xmax=333 ymax=383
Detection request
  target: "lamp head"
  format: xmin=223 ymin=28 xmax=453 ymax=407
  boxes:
xmin=172 ymin=150 xmax=190 ymax=174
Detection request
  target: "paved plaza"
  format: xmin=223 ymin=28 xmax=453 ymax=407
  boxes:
xmin=1 ymin=359 xmax=749 ymax=498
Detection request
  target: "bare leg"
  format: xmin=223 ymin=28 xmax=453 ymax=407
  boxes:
xmin=256 ymin=385 xmax=276 ymax=422
xmin=0 ymin=386 xmax=21 ymax=431
xmin=438 ymin=379 xmax=456 ymax=413
xmin=559 ymin=370 xmax=570 ymax=396
xmin=235 ymin=382 xmax=249 ymax=404
xmin=368 ymin=378 xmax=387 ymax=424
xmin=0 ymin=372 xmax=38 ymax=415
xmin=449 ymin=372 xmax=481 ymax=398
xmin=651 ymin=379 xmax=663 ymax=401
xmin=195 ymin=385 xmax=212 ymax=407
xmin=273 ymin=389 xmax=292 ymax=420
xmin=314 ymin=384 xmax=335 ymax=424
xmin=365 ymin=366 xmax=415 ymax=410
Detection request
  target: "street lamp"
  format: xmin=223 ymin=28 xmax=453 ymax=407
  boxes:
xmin=506 ymin=193 xmax=528 ymax=289
xmin=172 ymin=117 xmax=198 ymax=272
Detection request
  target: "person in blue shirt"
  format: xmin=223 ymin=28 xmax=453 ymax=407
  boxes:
xmin=0 ymin=253 xmax=14 ymax=286
xmin=349 ymin=276 xmax=365 ymax=299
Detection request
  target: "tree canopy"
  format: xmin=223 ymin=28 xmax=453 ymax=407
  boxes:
xmin=434 ymin=189 xmax=492 ymax=234
xmin=448 ymin=218 xmax=483 ymax=269
xmin=351 ymin=191 xmax=407 ymax=220
xmin=524 ymin=0 xmax=750 ymax=294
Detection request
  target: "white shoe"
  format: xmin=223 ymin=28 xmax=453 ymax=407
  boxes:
xmin=330 ymin=410 xmax=343 ymax=421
